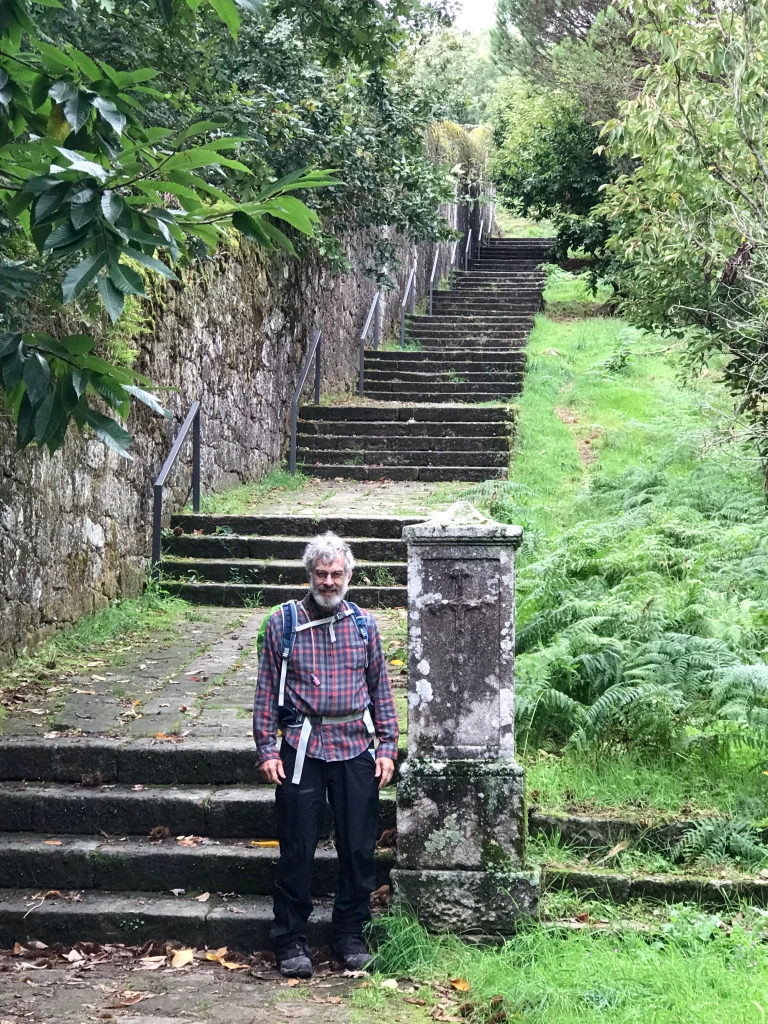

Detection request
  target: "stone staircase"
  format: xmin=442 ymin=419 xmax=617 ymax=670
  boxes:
xmin=162 ymin=512 xmax=417 ymax=607
xmin=296 ymin=236 xmax=553 ymax=482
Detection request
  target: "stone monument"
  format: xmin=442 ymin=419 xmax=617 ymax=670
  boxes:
xmin=390 ymin=501 xmax=539 ymax=934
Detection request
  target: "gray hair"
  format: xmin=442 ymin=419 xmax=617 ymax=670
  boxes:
xmin=303 ymin=532 xmax=355 ymax=577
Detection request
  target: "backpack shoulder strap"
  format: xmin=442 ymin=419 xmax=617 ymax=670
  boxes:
xmin=345 ymin=601 xmax=369 ymax=667
xmin=278 ymin=600 xmax=298 ymax=707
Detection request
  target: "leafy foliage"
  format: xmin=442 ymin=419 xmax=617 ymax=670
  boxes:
xmin=672 ymin=817 xmax=768 ymax=872
xmin=0 ymin=0 xmax=337 ymax=457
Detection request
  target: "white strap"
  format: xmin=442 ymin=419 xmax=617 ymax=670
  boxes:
xmin=362 ymin=707 xmax=375 ymax=736
xmin=292 ymin=717 xmax=313 ymax=784
xmin=295 ymin=615 xmax=335 ymax=631
xmin=278 ymin=658 xmax=288 ymax=708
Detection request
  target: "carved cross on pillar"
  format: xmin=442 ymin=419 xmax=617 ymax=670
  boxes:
xmin=429 ymin=567 xmax=497 ymax=692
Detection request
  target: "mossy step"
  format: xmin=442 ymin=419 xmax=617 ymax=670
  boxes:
xmin=544 ymin=865 xmax=768 ymax=908
xmin=161 ymin=557 xmax=408 ymax=585
xmin=167 ymin=581 xmax=409 ymax=608
xmin=170 ymin=513 xmax=422 ymax=539
xmin=298 ymin=465 xmax=507 ymax=482
xmin=299 ymin=449 xmax=508 ymax=468
xmin=164 ymin=535 xmax=406 ymax=561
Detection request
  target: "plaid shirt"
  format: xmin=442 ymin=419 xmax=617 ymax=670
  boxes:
xmin=253 ymin=595 xmax=399 ymax=766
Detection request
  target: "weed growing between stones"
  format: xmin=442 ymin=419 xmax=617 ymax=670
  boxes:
xmin=366 ymin=908 xmax=768 ymax=1022
xmin=194 ymin=469 xmax=308 ymax=515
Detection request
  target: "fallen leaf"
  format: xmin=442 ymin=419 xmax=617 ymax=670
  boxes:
xmin=286 ymin=977 xmax=301 ymax=986
xmin=170 ymin=888 xmax=186 ymax=896
xmin=760 ymin=869 xmax=768 ymax=880
xmin=65 ymin=949 xmax=83 ymax=963
xmin=431 ymin=1009 xmax=460 ymax=1022
xmin=195 ymin=892 xmax=210 ymax=902
xmin=596 ymin=840 xmax=630 ymax=864
xmin=389 ymin=659 xmax=404 ymax=666
xmin=44 ymin=840 xmax=62 ymax=846
xmin=450 ymin=978 xmax=470 ymax=992
xmin=132 ymin=700 xmax=141 ymax=707
xmin=381 ymin=978 xmax=398 ymax=990
xmin=575 ymin=912 xmax=589 ymax=923
xmin=106 ymin=991 xmax=152 ymax=1008
xmin=13 ymin=943 xmax=23 ymax=955
xmin=171 ymin=948 xmax=195 ymax=968
xmin=405 ymin=998 xmax=428 ymax=1006
xmin=250 ymin=840 xmax=279 ymax=848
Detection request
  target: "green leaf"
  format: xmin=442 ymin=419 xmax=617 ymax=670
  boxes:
xmin=62 ymin=252 xmax=107 ymax=303
xmin=22 ymin=351 xmax=50 ymax=405
xmin=53 ymin=148 xmax=108 ymax=181
xmin=235 ymin=0 xmax=263 ymax=11
xmin=60 ymin=334 xmax=97 ymax=355
xmin=90 ymin=373 xmax=128 ymax=410
xmin=123 ymin=246 xmax=178 ymax=279
xmin=97 ymin=274 xmax=125 ymax=322
xmin=67 ymin=47 xmax=101 ymax=82
xmin=6 ymin=189 xmax=34 ymax=218
xmin=41 ymin=219 xmax=89 ymax=251
xmin=33 ymin=389 xmax=55 ymax=443
xmin=134 ymin=180 xmax=201 ymax=203
xmin=79 ymin=405 xmax=133 ymax=459
xmin=174 ymin=119 xmax=228 ymax=144
xmin=0 ymin=333 xmax=21 ymax=358
xmin=155 ymin=0 xmax=174 ymax=26
xmin=255 ymin=217 xmax=297 ymax=255
xmin=232 ymin=210 xmax=275 ymax=249
xmin=30 ymin=74 xmax=50 ymax=110
xmin=162 ymin=149 xmax=251 ymax=173
xmin=101 ymin=191 xmax=124 ymax=225
xmin=34 ymin=39 xmax=78 ymax=75
xmin=208 ymin=0 xmax=240 ymax=38
xmin=263 ymin=195 xmax=319 ymax=234
xmin=93 ymin=96 xmax=126 ymax=135
xmin=124 ymin=384 xmax=172 ymax=419
xmin=63 ymin=90 xmax=93 ymax=133
xmin=70 ymin=196 xmax=98 ymax=229
xmin=16 ymin=393 xmax=35 ymax=450
xmin=108 ymin=261 xmax=146 ymax=296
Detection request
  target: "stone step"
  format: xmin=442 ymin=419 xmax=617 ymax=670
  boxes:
xmin=164 ymin=534 xmax=407 ymax=561
xmin=300 ymin=434 xmax=508 ymax=452
xmin=299 ymin=449 xmax=508 ymax=468
xmin=162 ymin=557 xmax=408 ymax=585
xmin=170 ymin=513 xmax=420 ymax=539
xmin=0 ymin=782 xmax=396 ymax=838
xmin=0 ymin=889 xmax=332 ymax=951
xmin=0 ymin=834 xmax=393 ymax=896
xmin=362 ymin=390 xmax=520 ymax=404
xmin=295 ymin=465 xmax=507 ymax=482
xmin=298 ymin=419 xmax=512 ymax=438
xmin=167 ymin=582 xmax=407 ymax=607
xmin=366 ymin=353 xmax=526 ymax=368
xmin=407 ymin=314 xmax=534 ymax=325
xmin=404 ymin=339 xmax=528 ymax=349
xmin=362 ymin=380 xmax=522 ymax=396
xmin=363 ymin=369 xmax=524 ymax=383
xmin=299 ymin=404 xmax=513 ymax=423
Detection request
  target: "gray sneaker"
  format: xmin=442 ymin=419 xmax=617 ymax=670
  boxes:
xmin=333 ymin=934 xmax=374 ymax=972
xmin=277 ymin=943 xmax=313 ymax=979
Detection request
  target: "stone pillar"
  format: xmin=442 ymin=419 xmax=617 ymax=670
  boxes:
xmin=390 ymin=502 xmax=538 ymax=935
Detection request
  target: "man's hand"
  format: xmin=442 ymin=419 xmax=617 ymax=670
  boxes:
xmin=375 ymin=756 xmax=395 ymax=789
xmin=259 ymin=757 xmax=286 ymax=785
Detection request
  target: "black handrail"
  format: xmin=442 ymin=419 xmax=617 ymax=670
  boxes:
xmin=151 ymin=400 xmax=201 ymax=566
xmin=428 ymin=250 xmax=440 ymax=315
xmin=358 ymin=292 xmax=381 ymax=397
xmin=399 ymin=265 xmax=417 ymax=347
xmin=289 ymin=328 xmax=322 ymax=475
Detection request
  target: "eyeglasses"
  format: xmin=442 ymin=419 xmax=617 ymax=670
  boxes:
xmin=313 ymin=569 xmax=346 ymax=583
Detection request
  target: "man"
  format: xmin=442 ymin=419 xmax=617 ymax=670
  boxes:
xmin=253 ymin=531 xmax=399 ymax=979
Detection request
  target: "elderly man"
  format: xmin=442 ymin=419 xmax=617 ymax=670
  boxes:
xmin=253 ymin=531 xmax=399 ymax=979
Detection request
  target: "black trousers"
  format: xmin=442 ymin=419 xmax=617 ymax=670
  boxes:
xmin=270 ymin=743 xmax=379 ymax=955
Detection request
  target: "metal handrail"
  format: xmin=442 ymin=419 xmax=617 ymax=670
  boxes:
xmin=464 ymin=228 xmax=473 ymax=272
xmin=358 ymin=292 xmax=382 ymax=397
xmin=428 ymin=251 xmax=440 ymax=315
xmin=476 ymin=219 xmax=484 ymax=260
xmin=399 ymin=265 xmax=417 ymax=347
xmin=289 ymin=328 xmax=322 ymax=475
xmin=151 ymin=400 xmax=201 ymax=566
xmin=449 ymin=240 xmax=458 ymax=289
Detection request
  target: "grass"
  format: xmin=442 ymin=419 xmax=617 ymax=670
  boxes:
xmin=193 ymin=468 xmax=308 ymax=515
xmin=458 ymin=272 xmax=768 ymax=820
xmin=365 ymin=909 xmax=768 ymax=1023
xmin=542 ymin=263 xmax=613 ymax=318
xmin=0 ymin=579 xmax=193 ymax=694
xmin=495 ymin=208 xmax=555 ymax=239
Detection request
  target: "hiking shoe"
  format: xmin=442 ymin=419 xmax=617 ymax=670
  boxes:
xmin=333 ymin=934 xmax=374 ymax=972
xmin=276 ymin=943 xmax=313 ymax=979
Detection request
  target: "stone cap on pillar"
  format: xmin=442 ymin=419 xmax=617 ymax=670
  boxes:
xmin=402 ymin=501 xmax=523 ymax=548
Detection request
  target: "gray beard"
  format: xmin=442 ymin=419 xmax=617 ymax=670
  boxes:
xmin=310 ymin=579 xmax=349 ymax=613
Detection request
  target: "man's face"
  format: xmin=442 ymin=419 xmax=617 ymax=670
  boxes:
xmin=309 ymin=555 xmax=351 ymax=612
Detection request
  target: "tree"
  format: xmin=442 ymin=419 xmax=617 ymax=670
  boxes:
xmin=602 ymin=0 xmax=768 ymax=481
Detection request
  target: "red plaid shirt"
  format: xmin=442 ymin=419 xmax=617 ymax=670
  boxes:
xmin=253 ymin=595 xmax=399 ymax=766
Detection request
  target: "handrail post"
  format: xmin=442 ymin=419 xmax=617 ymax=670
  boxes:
xmin=314 ymin=334 xmax=321 ymax=404
xmin=399 ymin=267 xmax=416 ymax=348
xmin=290 ymin=400 xmax=299 ymax=476
xmin=374 ymin=294 xmax=380 ymax=350
xmin=409 ymin=273 xmax=415 ymax=314
xmin=192 ymin=406 xmax=201 ymax=513
xmin=464 ymin=228 xmax=472 ymax=272
xmin=151 ymin=482 xmax=163 ymax=567
xmin=358 ymin=326 xmax=365 ymax=398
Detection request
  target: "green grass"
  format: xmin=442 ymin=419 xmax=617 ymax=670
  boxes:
xmin=193 ymin=468 xmax=308 ymax=514
xmin=366 ymin=910 xmax=768 ymax=1023
xmin=542 ymin=264 xmax=613 ymax=317
xmin=495 ymin=208 xmax=555 ymax=238
xmin=0 ymin=579 xmax=192 ymax=691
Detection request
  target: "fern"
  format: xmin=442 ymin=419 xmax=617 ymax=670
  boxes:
xmin=672 ymin=817 xmax=768 ymax=872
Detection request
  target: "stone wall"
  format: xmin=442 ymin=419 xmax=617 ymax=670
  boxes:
xmin=0 ymin=207 xmax=461 ymax=663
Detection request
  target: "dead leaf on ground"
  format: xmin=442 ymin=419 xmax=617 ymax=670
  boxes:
xmin=431 ymin=1009 xmax=460 ymax=1022
xmin=450 ymin=978 xmax=470 ymax=992
xmin=170 ymin=888 xmax=186 ymax=896
xmin=286 ymin=977 xmax=301 ymax=987
xmin=170 ymin=948 xmax=195 ymax=968
xmin=195 ymin=892 xmax=210 ymax=902
xmin=43 ymin=840 xmax=62 ymax=846
xmin=250 ymin=840 xmax=279 ymax=848
xmin=596 ymin=840 xmax=630 ymax=864
xmin=106 ymin=991 xmax=153 ymax=1008
xmin=65 ymin=949 xmax=83 ymax=963
xmin=149 ymin=825 xmax=170 ymax=841
xmin=176 ymin=836 xmax=203 ymax=847
xmin=405 ymin=998 xmax=428 ymax=1006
